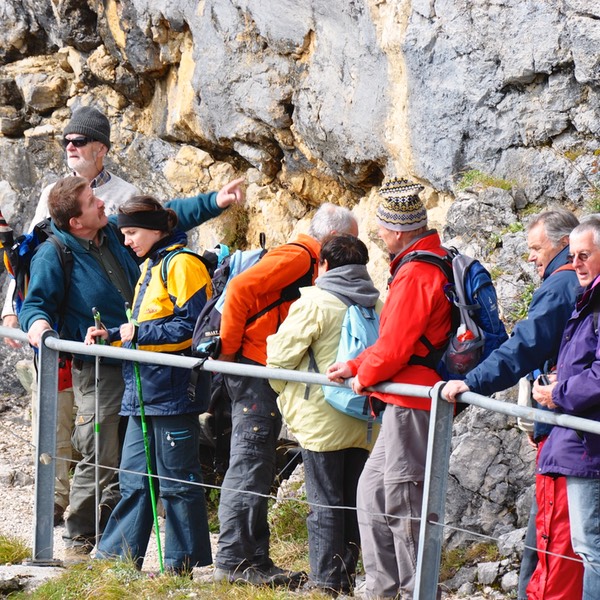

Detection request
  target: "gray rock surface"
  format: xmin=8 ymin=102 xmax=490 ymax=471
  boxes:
xmin=2 ymin=1 xmax=593 ymax=596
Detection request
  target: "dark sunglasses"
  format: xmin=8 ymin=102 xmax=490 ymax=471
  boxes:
xmin=61 ymin=136 xmax=94 ymax=148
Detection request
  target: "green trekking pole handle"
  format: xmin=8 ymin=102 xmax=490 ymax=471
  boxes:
xmin=91 ymin=307 xmax=103 ymax=546
xmin=125 ymin=302 xmax=164 ymax=573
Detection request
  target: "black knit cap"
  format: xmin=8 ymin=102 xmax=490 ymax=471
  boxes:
xmin=63 ymin=107 xmax=111 ymax=149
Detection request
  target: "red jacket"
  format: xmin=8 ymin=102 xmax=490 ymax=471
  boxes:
xmin=348 ymin=230 xmax=451 ymax=410
xmin=220 ymin=233 xmax=320 ymax=365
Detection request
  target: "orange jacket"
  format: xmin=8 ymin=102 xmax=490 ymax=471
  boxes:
xmin=220 ymin=233 xmax=320 ymax=364
xmin=348 ymin=230 xmax=452 ymax=411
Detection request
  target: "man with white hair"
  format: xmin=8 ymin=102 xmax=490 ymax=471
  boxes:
xmin=534 ymin=216 xmax=600 ymax=600
xmin=444 ymin=209 xmax=583 ymax=600
xmin=214 ymin=202 xmax=358 ymax=586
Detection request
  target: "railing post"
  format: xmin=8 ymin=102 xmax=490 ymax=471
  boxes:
xmin=30 ymin=329 xmax=60 ymax=564
xmin=414 ymin=381 xmax=454 ymax=599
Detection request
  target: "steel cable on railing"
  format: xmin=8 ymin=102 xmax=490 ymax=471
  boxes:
xmin=5 ymin=325 xmax=600 ymax=579
xmin=1 ymin=419 xmax=589 ymax=571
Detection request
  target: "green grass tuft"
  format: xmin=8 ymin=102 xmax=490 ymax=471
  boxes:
xmin=440 ymin=542 xmax=500 ymax=582
xmin=509 ymin=281 xmax=536 ymax=322
xmin=17 ymin=557 xmax=332 ymax=599
xmin=564 ymin=148 xmax=585 ymax=161
xmin=587 ymin=189 xmax=600 ymax=214
xmin=206 ymin=488 xmax=222 ymax=533
xmin=267 ymin=482 xmax=311 ymax=573
xmin=0 ymin=534 xmax=30 ymax=564
xmin=505 ymin=222 xmax=524 ymax=234
xmin=456 ymin=169 xmax=514 ymax=192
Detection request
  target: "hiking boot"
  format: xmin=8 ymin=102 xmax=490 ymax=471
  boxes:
xmin=255 ymin=563 xmax=306 ymax=587
xmin=213 ymin=566 xmax=247 ymax=583
xmin=53 ymin=503 xmax=65 ymax=527
xmin=63 ymin=545 xmax=92 ymax=566
xmin=213 ymin=564 xmax=306 ymax=587
xmin=301 ymin=579 xmax=342 ymax=597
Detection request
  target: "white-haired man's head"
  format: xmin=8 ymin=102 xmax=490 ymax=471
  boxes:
xmin=308 ymin=202 xmax=358 ymax=243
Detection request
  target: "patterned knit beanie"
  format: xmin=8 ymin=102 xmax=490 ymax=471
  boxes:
xmin=63 ymin=107 xmax=111 ymax=149
xmin=376 ymin=177 xmax=427 ymax=232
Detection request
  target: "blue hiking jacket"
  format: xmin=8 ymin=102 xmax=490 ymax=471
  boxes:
xmin=465 ymin=246 xmax=580 ymax=439
xmin=19 ymin=192 xmax=222 ymax=363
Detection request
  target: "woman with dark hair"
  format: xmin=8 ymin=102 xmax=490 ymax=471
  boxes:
xmin=267 ymin=233 xmax=382 ymax=596
xmin=86 ymin=195 xmax=212 ymax=573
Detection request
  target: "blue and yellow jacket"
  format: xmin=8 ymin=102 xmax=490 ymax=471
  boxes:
xmin=110 ymin=232 xmax=212 ymax=416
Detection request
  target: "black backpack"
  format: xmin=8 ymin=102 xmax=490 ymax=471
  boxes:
xmin=3 ymin=218 xmax=73 ymax=322
xmin=192 ymin=234 xmax=268 ymax=359
xmin=192 ymin=237 xmax=317 ymax=479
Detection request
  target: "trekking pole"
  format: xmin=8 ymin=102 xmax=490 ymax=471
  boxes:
xmin=125 ymin=302 xmax=164 ymax=573
xmin=92 ymin=307 xmax=104 ymax=547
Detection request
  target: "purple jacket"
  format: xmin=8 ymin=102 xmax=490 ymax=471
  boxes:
xmin=538 ymin=274 xmax=600 ymax=479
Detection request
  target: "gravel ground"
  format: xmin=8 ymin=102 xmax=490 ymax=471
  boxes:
xmin=0 ymin=391 xmax=511 ymax=599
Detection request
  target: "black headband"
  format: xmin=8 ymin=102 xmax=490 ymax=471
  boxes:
xmin=117 ymin=211 xmax=169 ymax=231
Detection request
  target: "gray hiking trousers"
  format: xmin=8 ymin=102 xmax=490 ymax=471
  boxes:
xmin=356 ymin=404 xmax=436 ymax=599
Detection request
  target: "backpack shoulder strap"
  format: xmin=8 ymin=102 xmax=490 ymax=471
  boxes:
xmin=246 ymin=241 xmax=317 ymax=325
xmin=45 ymin=234 xmax=74 ymax=327
xmin=285 ymin=241 xmax=318 ymax=276
xmin=284 ymin=241 xmax=318 ymax=289
xmin=46 ymin=234 xmax=72 ymax=275
xmin=393 ymin=247 xmax=455 ymax=284
xmin=397 ymin=248 xmax=458 ymax=370
xmin=159 ymin=247 xmax=212 ymax=289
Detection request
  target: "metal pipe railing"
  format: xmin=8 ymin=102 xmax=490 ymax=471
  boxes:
xmin=40 ymin=333 xmax=600 ymax=436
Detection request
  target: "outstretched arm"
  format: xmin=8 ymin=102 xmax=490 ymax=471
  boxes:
xmin=162 ymin=177 xmax=246 ymax=232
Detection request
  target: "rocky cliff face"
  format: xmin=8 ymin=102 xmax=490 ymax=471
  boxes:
xmin=0 ymin=0 xmax=597 ymax=588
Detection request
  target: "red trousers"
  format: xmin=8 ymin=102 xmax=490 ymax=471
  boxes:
xmin=526 ymin=441 xmax=583 ymax=599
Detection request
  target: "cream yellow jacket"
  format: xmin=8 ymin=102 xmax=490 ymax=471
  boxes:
xmin=266 ymin=286 xmax=380 ymax=452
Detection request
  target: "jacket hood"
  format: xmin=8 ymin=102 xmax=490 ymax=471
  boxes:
xmin=315 ymin=264 xmax=380 ymax=307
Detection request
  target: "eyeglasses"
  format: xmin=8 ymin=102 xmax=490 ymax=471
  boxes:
xmin=567 ymin=251 xmax=593 ymax=263
xmin=61 ymin=136 xmax=94 ymax=148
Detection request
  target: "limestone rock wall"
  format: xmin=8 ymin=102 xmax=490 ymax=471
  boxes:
xmin=0 ymin=0 xmax=597 ymax=569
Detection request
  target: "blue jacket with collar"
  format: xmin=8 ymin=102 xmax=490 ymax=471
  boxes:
xmin=464 ymin=246 xmax=580 ymax=432
xmin=19 ymin=192 xmax=222 ymax=362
